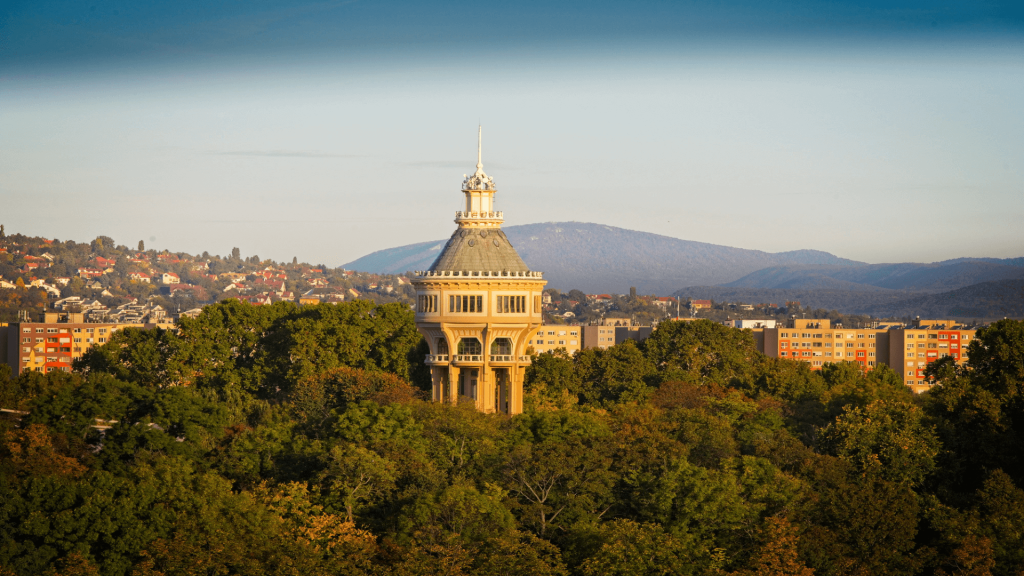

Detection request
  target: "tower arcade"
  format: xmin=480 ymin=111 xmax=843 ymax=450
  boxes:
xmin=411 ymin=129 xmax=546 ymax=414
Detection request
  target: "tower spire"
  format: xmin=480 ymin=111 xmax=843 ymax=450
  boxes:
xmin=476 ymin=125 xmax=483 ymax=173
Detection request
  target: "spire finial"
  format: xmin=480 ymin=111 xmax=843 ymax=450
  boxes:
xmin=476 ymin=125 xmax=483 ymax=172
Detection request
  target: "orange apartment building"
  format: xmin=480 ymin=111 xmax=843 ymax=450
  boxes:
xmin=887 ymin=320 xmax=975 ymax=393
xmin=3 ymin=312 xmax=175 ymax=375
xmin=761 ymin=318 xmax=976 ymax=393
xmin=762 ymin=318 xmax=893 ymax=372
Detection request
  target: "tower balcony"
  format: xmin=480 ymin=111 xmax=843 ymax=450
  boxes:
xmin=413 ymin=269 xmax=544 ymax=279
xmin=489 ymin=354 xmax=532 ymax=364
xmin=425 ymin=354 xmax=449 ymax=365
xmin=455 ymin=211 xmax=503 ymax=223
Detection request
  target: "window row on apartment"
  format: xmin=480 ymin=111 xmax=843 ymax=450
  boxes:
xmin=780 ymin=351 xmax=875 ymax=358
xmin=780 ymin=332 xmax=877 ymax=339
xmin=22 ymin=326 xmax=112 ymax=334
xmin=781 ymin=342 xmax=875 ymax=348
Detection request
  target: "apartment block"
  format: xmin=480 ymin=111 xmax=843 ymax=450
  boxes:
xmin=762 ymin=319 xmax=893 ymax=371
xmin=527 ymin=325 xmax=582 ymax=355
xmin=3 ymin=313 xmax=175 ymax=375
xmin=888 ymin=319 xmax=975 ymax=393
xmin=581 ymin=325 xmax=655 ymax=351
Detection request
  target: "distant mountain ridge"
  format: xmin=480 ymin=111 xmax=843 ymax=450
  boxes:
xmin=343 ymin=222 xmax=862 ymax=294
xmin=674 ymin=279 xmax=1024 ymax=320
xmin=723 ymin=261 xmax=1024 ymax=293
xmin=344 ymin=222 xmax=1023 ymax=312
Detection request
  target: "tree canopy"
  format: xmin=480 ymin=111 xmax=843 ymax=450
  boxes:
xmin=2 ymin=310 xmax=1024 ymax=576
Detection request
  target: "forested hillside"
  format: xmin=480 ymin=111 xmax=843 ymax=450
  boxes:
xmin=3 ymin=300 xmax=1024 ymax=576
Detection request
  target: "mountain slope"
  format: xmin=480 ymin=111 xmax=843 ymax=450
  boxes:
xmin=674 ymin=279 xmax=1024 ymax=319
xmin=724 ymin=261 xmax=1024 ymax=292
xmin=343 ymin=222 xmax=861 ymax=294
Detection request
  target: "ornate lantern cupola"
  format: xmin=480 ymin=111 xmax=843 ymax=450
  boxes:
xmin=457 ymin=126 xmax=503 ymax=229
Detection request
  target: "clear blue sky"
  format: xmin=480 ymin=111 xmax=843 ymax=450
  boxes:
xmin=2 ymin=1 xmax=1022 ymax=266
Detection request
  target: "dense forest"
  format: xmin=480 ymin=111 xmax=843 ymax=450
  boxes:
xmin=2 ymin=299 xmax=1023 ymax=576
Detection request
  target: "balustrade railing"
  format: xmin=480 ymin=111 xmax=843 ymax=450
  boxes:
xmin=453 ymin=354 xmax=483 ymax=363
xmin=425 ymin=354 xmax=449 ymax=363
xmin=413 ymin=270 xmax=543 ymax=279
xmin=455 ymin=211 xmax=503 ymax=220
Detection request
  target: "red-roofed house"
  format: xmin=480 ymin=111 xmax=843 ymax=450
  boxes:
xmin=78 ymin=268 xmax=104 ymax=279
xmin=161 ymin=272 xmax=180 ymax=284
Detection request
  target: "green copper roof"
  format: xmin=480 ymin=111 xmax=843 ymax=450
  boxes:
xmin=428 ymin=228 xmax=531 ymax=273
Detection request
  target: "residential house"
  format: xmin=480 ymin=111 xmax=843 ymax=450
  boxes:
xmin=651 ymin=297 xmax=676 ymax=311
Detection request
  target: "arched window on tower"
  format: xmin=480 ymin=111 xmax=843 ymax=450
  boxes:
xmin=490 ymin=338 xmax=512 ymax=355
xmin=457 ymin=338 xmax=482 ymax=355
xmin=437 ymin=338 xmax=449 ymax=356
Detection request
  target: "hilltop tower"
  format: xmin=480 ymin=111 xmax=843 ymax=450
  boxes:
xmin=411 ymin=128 xmax=546 ymax=415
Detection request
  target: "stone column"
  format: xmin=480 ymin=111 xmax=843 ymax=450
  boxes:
xmin=447 ymin=366 xmax=460 ymax=405
xmin=498 ymin=368 xmax=508 ymax=414
xmin=509 ymin=364 xmax=524 ymax=415
xmin=478 ymin=366 xmax=498 ymax=413
xmin=431 ymin=367 xmax=444 ymax=402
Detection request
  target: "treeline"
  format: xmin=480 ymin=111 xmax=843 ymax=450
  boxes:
xmin=2 ymin=300 xmax=1024 ymax=575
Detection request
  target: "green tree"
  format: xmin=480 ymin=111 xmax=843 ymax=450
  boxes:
xmin=261 ymin=300 xmax=423 ymax=394
xmin=502 ymin=411 xmax=616 ymax=535
xmin=75 ymin=328 xmax=183 ymax=389
xmin=642 ymin=319 xmax=762 ymax=386
xmin=525 ymin=349 xmax=582 ymax=406
xmin=137 ymin=240 xmax=144 ymax=251
xmin=575 ymin=340 xmax=655 ymax=406
xmin=819 ymin=400 xmax=940 ymax=487
xmin=797 ymin=457 xmax=921 ymax=576
xmin=579 ymin=519 xmax=697 ymax=576
xmin=926 ymin=320 xmax=1024 ymax=490
xmin=321 ymin=444 xmax=397 ymax=523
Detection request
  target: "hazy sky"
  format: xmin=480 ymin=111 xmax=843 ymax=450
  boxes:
xmin=2 ymin=1 xmax=1022 ymax=266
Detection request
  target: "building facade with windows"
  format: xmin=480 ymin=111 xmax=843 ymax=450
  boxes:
xmin=528 ymin=325 xmax=582 ymax=355
xmin=581 ymin=325 xmax=655 ymax=350
xmin=887 ymin=319 xmax=975 ymax=393
xmin=3 ymin=314 xmax=175 ymax=375
xmin=762 ymin=318 xmax=893 ymax=372
xmin=411 ymin=130 xmax=546 ymax=415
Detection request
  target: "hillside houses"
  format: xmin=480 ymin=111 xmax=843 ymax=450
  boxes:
xmin=78 ymin=268 xmax=106 ymax=279
xmin=0 ymin=230 xmax=416 ymax=325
